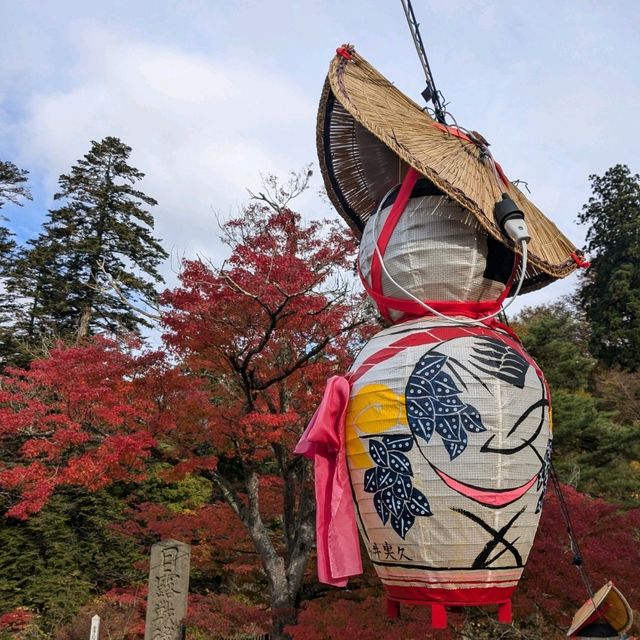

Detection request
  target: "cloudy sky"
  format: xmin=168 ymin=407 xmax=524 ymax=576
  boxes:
xmin=1 ymin=0 xmax=638 ymax=313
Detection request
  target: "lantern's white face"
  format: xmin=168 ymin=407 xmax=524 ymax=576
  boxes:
xmin=346 ymin=319 xmax=551 ymax=596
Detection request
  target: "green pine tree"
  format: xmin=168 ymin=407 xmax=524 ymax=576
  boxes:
xmin=578 ymin=164 xmax=640 ymax=370
xmin=0 ymin=161 xmax=32 ymax=369
xmin=9 ymin=137 xmax=168 ymax=342
xmin=0 ymin=488 xmax=143 ymax=633
xmin=0 ymin=160 xmax=31 ymax=266
xmin=514 ymin=302 xmax=640 ymax=505
xmin=513 ymin=300 xmax=595 ymax=392
xmin=550 ymin=389 xmax=640 ymax=505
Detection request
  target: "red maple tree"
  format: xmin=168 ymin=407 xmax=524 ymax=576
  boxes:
xmin=0 ymin=172 xmax=372 ymax=638
xmin=158 ymin=171 xmax=373 ymax=638
xmin=0 ymin=338 xmax=161 ymax=519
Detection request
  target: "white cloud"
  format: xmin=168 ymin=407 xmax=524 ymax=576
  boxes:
xmin=3 ymin=0 xmax=639 ymax=310
xmin=16 ymin=23 xmax=317 ymax=277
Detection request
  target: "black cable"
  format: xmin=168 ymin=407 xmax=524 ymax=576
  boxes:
xmin=400 ymin=0 xmax=447 ymax=123
xmin=549 ymin=462 xmax=595 ymax=600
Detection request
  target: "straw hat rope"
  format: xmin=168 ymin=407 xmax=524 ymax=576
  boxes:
xmin=317 ymin=46 xmax=583 ymax=292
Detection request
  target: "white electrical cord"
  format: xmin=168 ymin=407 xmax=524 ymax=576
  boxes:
xmin=370 ymin=191 xmax=529 ymax=325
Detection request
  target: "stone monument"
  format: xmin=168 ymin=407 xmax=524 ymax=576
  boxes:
xmin=89 ymin=614 xmax=100 ymax=640
xmin=144 ymin=539 xmax=191 ymax=640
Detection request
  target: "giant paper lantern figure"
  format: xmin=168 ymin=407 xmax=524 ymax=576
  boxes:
xmin=296 ymin=45 xmax=587 ymax=629
xmin=343 ymin=319 xmax=551 ymax=627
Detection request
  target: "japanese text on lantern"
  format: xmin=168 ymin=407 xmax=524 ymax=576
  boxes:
xmin=144 ymin=539 xmax=191 ymax=640
xmin=369 ymin=542 xmax=413 ymax=562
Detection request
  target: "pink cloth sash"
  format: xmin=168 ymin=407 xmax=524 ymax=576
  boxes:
xmin=294 ymin=376 xmax=362 ymax=587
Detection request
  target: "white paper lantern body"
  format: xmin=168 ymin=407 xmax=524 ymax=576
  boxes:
xmin=358 ymin=191 xmax=514 ymax=322
xmin=345 ymin=318 xmax=551 ymax=608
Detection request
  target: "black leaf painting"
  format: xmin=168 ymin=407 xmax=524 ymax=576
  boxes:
xmin=469 ymin=337 xmax=530 ymax=389
xmin=405 ymin=350 xmax=486 ymax=460
xmin=363 ymin=437 xmax=432 ymax=538
xmin=535 ymin=439 xmax=552 ymax=513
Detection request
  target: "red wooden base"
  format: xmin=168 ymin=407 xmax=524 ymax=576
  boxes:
xmin=384 ymin=586 xmax=514 ymax=629
xmin=432 ymin=603 xmax=447 ymax=629
xmin=386 ymin=598 xmax=400 ymax=619
xmin=498 ymin=600 xmax=512 ymax=623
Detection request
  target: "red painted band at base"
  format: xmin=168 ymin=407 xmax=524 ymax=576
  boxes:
xmin=385 ymin=584 xmax=516 ymax=606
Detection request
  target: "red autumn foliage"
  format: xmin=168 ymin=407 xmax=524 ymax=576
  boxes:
xmin=65 ymin=589 xmax=270 ymax=639
xmin=0 ymin=608 xmax=33 ymax=631
xmin=185 ymin=593 xmax=270 ymax=636
xmin=55 ymin=588 xmax=149 ymax=639
xmin=160 ymin=211 xmax=366 ymax=457
xmin=288 ymin=593 xmax=457 ymax=640
xmin=0 ymin=339 xmax=161 ymax=519
xmin=119 ymin=500 xmax=260 ymax=581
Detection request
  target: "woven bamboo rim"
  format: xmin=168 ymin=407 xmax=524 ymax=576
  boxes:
xmin=317 ymin=48 xmax=580 ymax=291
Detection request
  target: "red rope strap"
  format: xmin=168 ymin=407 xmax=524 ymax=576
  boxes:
xmin=368 ymin=168 xmax=421 ymax=320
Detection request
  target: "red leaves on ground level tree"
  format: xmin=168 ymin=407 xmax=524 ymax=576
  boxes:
xmin=0 ymin=338 xmax=161 ymax=519
xmin=158 ymin=198 xmax=373 ymax=638
xmin=0 ymin=607 xmax=33 ymax=632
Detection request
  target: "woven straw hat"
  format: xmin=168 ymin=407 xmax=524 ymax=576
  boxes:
xmin=566 ymin=581 xmax=633 ymax=637
xmin=317 ymin=46 xmax=582 ymax=291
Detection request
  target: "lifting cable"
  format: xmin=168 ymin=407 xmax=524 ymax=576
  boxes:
xmin=549 ymin=463 xmax=595 ymax=600
xmin=400 ymin=0 xmax=447 ymax=124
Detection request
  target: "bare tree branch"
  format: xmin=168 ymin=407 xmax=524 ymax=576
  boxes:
xmin=90 ymin=260 xmax=162 ymax=321
xmin=247 ymin=165 xmax=313 ymax=213
xmin=254 ymin=316 xmax=369 ymax=391
xmin=209 ymin=470 xmax=248 ymax=524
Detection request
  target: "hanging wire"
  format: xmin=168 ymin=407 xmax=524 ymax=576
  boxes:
xmin=400 ymin=0 xmax=447 ymax=123
xmin=549 ymin=462 xmax=596 ymax=601
xmin=511 ymin=179 xmax=532 ymax=194
xmin=400 ymin=1 xmax=516 ymax=199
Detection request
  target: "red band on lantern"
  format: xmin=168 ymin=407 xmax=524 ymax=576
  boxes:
xmin=385 ymin=584 xmax=516 ymax=606
xmin=368 ymin=167 xmax=421 ymax=321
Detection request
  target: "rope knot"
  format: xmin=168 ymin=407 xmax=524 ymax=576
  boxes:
xmin=336 ymin=44 xmax=354 ymax=61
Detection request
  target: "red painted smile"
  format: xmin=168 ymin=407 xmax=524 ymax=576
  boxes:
xmin=431 ymin=464 xmax=537 ymax=508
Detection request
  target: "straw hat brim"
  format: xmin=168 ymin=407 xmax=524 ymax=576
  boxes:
xmin=566 ymin=581 xmax=633 ymax=636
xmin=317 ymin=49 xmax=580 ymax=292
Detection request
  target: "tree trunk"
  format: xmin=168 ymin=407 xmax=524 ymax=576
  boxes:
xmin=218 ymin=468 xmax=314 ymax=640
xmin=76 ymin=305 xmax=92 ymax=340
xmin=245 ymin=518 xmax=300 ymax=639
xmin=267 ymin=522 xmax=313 ymax=639
xmin=76 ymin=159 xmax=112 ymax=341
xmin=270 ymin=590 xmax=298 ymax=640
